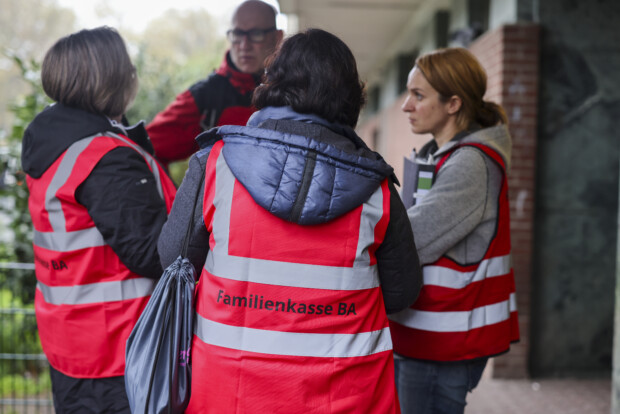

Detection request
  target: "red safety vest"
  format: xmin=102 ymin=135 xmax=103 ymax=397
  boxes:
xmin=187 ymin=140 xmax=400 ymax=413
xmin=27 ymin=132 xmax=176 ymax=378
xmin=390 ymin=143 xmax=519 ymax=361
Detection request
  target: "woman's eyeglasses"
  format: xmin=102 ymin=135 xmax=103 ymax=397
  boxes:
xmin=227 ymin=27 xmax=277 ymax=43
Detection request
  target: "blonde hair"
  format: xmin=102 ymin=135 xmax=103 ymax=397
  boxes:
xmin=42 ymin=26 xmax=138 ymax=118
xmin=415 ymin=47 xmax=507 ymax=129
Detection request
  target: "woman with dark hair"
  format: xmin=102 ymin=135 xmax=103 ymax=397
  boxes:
xmin=389 ymin=47 xmax=520 ymax=413
xmin=158 ymin=28 xmax=422 ymax=413
xmin=22 ymin=27 xmax=176 ymax=413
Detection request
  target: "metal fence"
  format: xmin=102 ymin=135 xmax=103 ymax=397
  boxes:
xmin=0 ymin=263 xmax=53 ymax=414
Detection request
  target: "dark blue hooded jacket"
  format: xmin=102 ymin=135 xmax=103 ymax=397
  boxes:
xmin=158 ymin=106 xmax=422 ymax=313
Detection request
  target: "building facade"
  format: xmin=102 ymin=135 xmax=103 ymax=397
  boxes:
xmin=279 ymin=0 xmax=620 ymax=386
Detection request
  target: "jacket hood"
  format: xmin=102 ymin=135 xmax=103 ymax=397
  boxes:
xmin=434 ymin=124 xmax=512 ymax=170
xmin=22 ymin=103 xmax=152 ymax=179
xmin=198 ymin=106 xmax=395 ymax=225
xmin=22 ymin=103 xmax=114 ymax=178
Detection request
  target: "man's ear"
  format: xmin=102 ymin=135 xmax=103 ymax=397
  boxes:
xmin=275 ymin=30 xmax=284 ymax=45
xmin=447 ymin=95 xmax=462 ymax=115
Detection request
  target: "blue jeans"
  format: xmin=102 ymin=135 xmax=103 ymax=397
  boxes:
xmin=395 ymin=357 xmax=488 ymax=414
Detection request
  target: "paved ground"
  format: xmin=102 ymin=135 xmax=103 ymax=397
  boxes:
xmin=1 ymin=377 xmax=611 ymax=413
xmin=466 ymin=377 xmax=612 ymax=413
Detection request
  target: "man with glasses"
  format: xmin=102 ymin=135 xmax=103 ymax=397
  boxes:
xmin=147 ymin=0 xmax=283 ymax=166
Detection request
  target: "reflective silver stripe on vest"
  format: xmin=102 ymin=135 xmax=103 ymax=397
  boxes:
xmin=34 ymin=227 xmax=105 ymax=252
xmin=353 ymin=184 xmax=383 ymax=268
xmin=423 ymin=254 xmax=512 ymax=289
xmin=104 ymin=132 xmax=165 ymax=199
xmin=204 ymin=152 xmax=382 ymax=291
xmin=45 ymin=136 xmax=97 ymax=232
xmin=37 ymin=133 xmax=167 ymax=252
xmin=195 ymin=314 xmax=393 ymax=357
xmin=205 ymin=251 xmax=379 ymax=290
xmin=389 ymin=292 xmax=517 ymax=333
xmin=37 ymin=278 xmax=155 ymax=305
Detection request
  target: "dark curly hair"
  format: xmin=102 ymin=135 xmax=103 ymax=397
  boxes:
xmin=252 ymin=28 xmax=366 ymax=127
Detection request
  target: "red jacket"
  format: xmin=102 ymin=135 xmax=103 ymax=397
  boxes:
xmin=186 ymin=140 xmax=401 ymax=413
xmin=28 ymin=132 xmax=176 ymax=378
xmin=146 ymin=52 xmax=259 ymax=165
xmin=389 ymin=144 xmax=519 ymax=361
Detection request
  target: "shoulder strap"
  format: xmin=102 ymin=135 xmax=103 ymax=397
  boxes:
xmin=181 ymin=168 xmax=205 ymax=257
xmin=436 ymin=143 xmax=506 ymax=173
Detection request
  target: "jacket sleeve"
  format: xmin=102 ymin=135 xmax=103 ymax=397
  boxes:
xmin=408 ymin=147 xmax=488 ymax=265
xmin=146 ymin=89 xmax=202 ymax=165
xmin=158 ymin=151 xmax=210 ymax=272
xmin=376 ymin=179 xmax=423 ymax=314
xmin=75 ymin=147 xmax=168 ymax=279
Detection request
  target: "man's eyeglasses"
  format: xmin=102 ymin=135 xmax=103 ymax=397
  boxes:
xmin=227 ymin=27 xmax=277 ymax=43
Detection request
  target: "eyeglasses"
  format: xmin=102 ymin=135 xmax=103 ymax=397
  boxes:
xmin=227 ymin=27 xmax=277 ymax=43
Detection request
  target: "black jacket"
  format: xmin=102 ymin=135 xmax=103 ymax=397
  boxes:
xmin=22 ymin=103 xmax=169 ymax=278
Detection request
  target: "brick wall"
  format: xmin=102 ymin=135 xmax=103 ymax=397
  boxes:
xmin=358 ymin=23 xmax=541 ymax=379
xmin=470 ymin=23 xmax=540 ymax=379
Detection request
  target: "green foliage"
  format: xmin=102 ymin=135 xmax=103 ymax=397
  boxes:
xmin=0 ymin=288 xmax=44 ymax=375
xmin=0 ymin=0 xmax=77 ymax=136
xmin=126 ymin=38 xmax=227 ymax=125
xmin=125 ymin=41 xmax=222 ymax=186
xmin=0 ymin=5 xmax=226 ymax=279
xmin=126 ymin=9 xmax=227 ymax=125
xmin=0 ymin=372 xmax=51 ymax=399
xmin=0 ymin=1 xmax=227 ymax=402
xmin=126 ymin=45 xmax=182 ymax=125
xmin=0 ymin=54 xmax=50 ymax=304
xmin=0 ymin=286 xmax=49 ymax=400
xmin=125 ymin=8 xmax=227 ymax=185
xmin=168 ymin=160 xmax=191 ymax=186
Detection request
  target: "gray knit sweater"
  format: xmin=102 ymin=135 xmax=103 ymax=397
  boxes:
xmin=408 ymin=125 xmax=512 ymax=266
